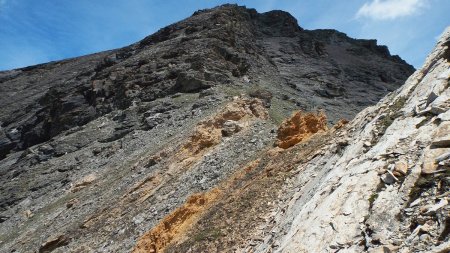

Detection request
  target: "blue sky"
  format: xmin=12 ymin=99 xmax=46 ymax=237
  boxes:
xmin=0 ymin=0 xmax=448 ymax=71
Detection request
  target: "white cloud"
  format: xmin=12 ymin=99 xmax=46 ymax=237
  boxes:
xmin=356 ymin=0 xmax=427 ymax=20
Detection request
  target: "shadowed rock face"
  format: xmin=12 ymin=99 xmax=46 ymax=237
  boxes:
xmin=0 ymin=4 xmax=416 ymax=253
xmin=0 ymin=4 xmax=413 ymax=160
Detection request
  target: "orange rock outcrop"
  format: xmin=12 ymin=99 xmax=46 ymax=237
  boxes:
xmin=181 ymin=97 xmax=268 ymax=155
xmin=132 ymin=189 xmax=221 ymax=253
xmin=276 ymin=110 xmax=328 ymax=149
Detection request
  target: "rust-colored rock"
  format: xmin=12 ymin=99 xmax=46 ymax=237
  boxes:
xmin=132 ymin=189 xmax=221 ymax=253
xmin=181 ymin=97 xmax=268 ymax=155
xmin=276 ymin=111 xmax=328 ymax=149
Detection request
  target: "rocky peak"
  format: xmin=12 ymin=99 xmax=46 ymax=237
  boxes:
xmin=256 ymin=9 xmax=303 ymax=37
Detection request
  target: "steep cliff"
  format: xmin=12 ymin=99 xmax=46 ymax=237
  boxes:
xmin=0 ymin=4 xmax=422 ymax=253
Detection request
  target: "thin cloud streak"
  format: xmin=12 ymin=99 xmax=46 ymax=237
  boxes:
xmin=356 ymin=0 xmax=427 ymax=20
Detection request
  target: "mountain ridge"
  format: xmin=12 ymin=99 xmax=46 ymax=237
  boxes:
xmin=0 ymin=4 xmax=414 ymax=160
xmin=0 ymin=4 xmax=432 ymax=253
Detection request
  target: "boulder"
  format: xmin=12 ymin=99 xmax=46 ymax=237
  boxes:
xmin=381 ymin=172 xmax=397 ymax=185
xmin=431 ymin=122 xmax=450 ymax=148
xmin=144 ymin=113 xmax=165 ymax=129
xmin=175 ymin=73 xmax=211 ymax=92
xmin=422 ymin=147 xmax=450 ymax=174
xmin=39 ymin=235 xmax=70 ymax=253
xmin=221 ymin=120 xmax=243 ymax=137
xmin=248 ymin=89 xmax=273 ymax=107
xmin=393 ymin=160 xmax=408 ymax=176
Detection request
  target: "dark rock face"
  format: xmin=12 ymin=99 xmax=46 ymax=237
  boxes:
xmin=0 ymin=4 xmax=413 ymax=160
xmin=0 ymin=4 xmax=414 ymax=252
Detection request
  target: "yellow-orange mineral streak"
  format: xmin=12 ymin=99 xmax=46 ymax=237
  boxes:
xmin=276 ymin=110 xmax=328 ymax=149
xmin=132 ymin=189 xmax=221 ymax=253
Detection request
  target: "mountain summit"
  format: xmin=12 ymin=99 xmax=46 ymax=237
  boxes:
xmin=1 ymin=4 xmax=443 ymax=253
